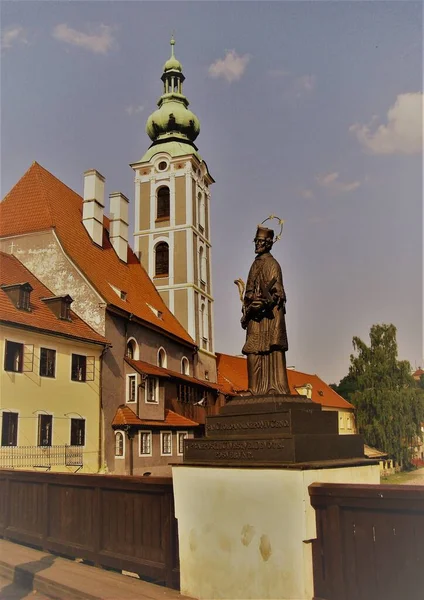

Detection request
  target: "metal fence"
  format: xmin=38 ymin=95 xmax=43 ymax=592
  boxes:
xmin=0 ymin=469 xmax=179 ymax=589
xmin=0 ymin=445 xmax=83 ymax=469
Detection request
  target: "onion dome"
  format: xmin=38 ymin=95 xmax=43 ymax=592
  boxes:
xmin=146 ymin=37 xmax=200 ymax=145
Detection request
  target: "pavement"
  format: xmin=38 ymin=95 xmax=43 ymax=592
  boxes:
xmin=0 ymin=539 xmax=191 ymax=600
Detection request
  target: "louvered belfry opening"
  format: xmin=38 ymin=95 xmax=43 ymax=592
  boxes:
xmin=155 ymin=242 xmax=169 ymax=276
xmin=157 ymin=186 xmax=170 ymax=219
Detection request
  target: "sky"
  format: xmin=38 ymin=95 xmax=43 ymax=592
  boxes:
xmin=1 ymin=0 xmax=423 ymax=384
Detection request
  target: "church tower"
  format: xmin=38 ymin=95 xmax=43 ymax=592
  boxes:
xmin=131 ymin=38 xmax=216 ymax=382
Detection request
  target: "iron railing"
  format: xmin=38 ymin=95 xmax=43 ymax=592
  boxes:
xmin=0 ymin=445 xmax=83 ymax=469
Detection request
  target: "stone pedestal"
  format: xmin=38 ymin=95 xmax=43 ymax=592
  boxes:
xmin=172 ymin=463 xmax=380 ymax=600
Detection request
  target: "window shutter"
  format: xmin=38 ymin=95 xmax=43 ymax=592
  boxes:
xmin=23 ymin=344 xmax=34 ymax=372
xmin=86 ymin=356 xmax=95 ymax=381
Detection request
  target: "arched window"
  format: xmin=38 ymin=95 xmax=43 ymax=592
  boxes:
xmin=200 ymin=303 xmax=206 ymax=340
xmin=115 ymin=431 xmax=124 ymax=458
xmin=157 ymin=347 xmax=167 ymax=369
xmin=198 ymin=192 xmax=205 ymax=232
xmin=125 ymin=338 xmax=139 ymax=360
xmin=181 ymin=357 xmax=189 ymax=375
xmin=199 ymin=246 xmax=204 ymax=283
xmin=157 ymin=187 xmax=170 ymax=220
xmin=155 ymin=242 xmax=169 ymax=276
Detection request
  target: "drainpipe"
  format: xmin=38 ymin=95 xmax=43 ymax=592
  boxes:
xmin=99 ymin=344 xmax=110 ymax=473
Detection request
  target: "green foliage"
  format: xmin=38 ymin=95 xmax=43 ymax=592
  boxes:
xmin=331 ymin=373 xmax=358 ymax=401
xmin=346 ymin=323 xmax=424 ymax=467
xmin=419 ymin=374 xmax=424 ymax=390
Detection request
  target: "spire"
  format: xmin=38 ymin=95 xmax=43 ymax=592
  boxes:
xmin=145 ymin=37 xmax=200 ymax=145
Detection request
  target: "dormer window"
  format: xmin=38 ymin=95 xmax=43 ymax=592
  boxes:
xmin=42 ymin=295 xmax=73 ymax=321
xmin=1 ymin=283 xmax=33 ymax=312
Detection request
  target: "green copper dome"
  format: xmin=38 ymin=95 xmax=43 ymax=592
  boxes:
xmin=145 ymin=37 xmax=200 ymax=144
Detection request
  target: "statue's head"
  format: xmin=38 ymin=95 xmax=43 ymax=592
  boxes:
xmin=254 ymin=226 xmax=274 ymax=255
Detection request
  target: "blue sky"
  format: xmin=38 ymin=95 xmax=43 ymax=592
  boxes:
xmin=1 ymin=1 xmax=423 ymax=383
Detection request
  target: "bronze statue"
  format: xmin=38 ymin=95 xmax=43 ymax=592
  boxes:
xmin=240 ymin=224 xmax=290 ymax=396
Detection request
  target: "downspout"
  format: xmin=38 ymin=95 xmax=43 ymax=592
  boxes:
xmin=99 ymin=344 xmax=110 ymax=472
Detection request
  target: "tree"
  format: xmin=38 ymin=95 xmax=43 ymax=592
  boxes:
xmin=346 ymin=324 xmax=424 ymax=467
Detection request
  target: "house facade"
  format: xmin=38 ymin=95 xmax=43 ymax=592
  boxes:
xmin=0 ymin=252 xmax=108 ymax=472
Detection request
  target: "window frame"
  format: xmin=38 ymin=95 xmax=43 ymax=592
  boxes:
xmin=39 ymin=347 xmax=56 ymax=378
xmin=177 ymin=431 xmax=188 ymax=456
xmin=126 ymin=373 xmax=138 ymax=403
xmin=1 ymin=411 xmax=18 ymax=447
xmin=71 ymin=354 xmax=95 ymax=382
xmin=157 ymin=347 xmax=167 ymax=369
xmin=160 ymin=430 xmax=172 ymax=456
xmin=70 ymin=418 xmax=85 ymax=446
xmin=139 ymin=430 xmax=153 ymax=457
xmin=4 ymin=340 xmax=23 ymax=373
xmin=145 ymin=376 xmax=159 ymax=404
xmin=181 ymin=357 xmax=189 ymax=376
xmin=114 ymin=430 xmax=125 ymax=459
xmin=37 ymin=414 xmax=53 ymax=447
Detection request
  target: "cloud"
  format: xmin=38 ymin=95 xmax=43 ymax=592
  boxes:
xmin=52 ymin=23 xmax=115 ymax=55
xmin=1 ymin=26 xmax=28 ymax=50
xmin=316 ymin=172 xmax=361 ymax=193
xmin=208 ymin=50 xmax=250 ymax=83
xmin=349 ymin=92 xmax=423 ymax=155
xmin=125 ymin=105 xmax=144 ymax=116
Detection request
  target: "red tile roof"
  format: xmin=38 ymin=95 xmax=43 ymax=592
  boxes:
xmin=413 ymin=368 xmax=424 ymax=379
xmin=216 ymin=352 xmax=354 ymax=410
xmin=0 ymin=162 xmax=194 ymax=346
xmin=112 ymin=405 xmax=198 ymax=428
xmin=0 ymin=252 xmax=108 ymax=345
xmin=126 ymin=358 xmax=220 ymax=390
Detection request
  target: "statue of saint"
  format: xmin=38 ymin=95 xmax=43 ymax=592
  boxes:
xmin=241 ymin=225 xmax=290 ymax=396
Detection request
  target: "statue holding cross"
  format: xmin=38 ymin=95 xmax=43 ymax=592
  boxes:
xmin=239 ymin=218 xmax=290 ymax=396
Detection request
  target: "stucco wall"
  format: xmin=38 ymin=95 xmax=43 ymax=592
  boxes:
xmin=0 ymin=324 xmax=102 ymax=473
xmin=0 ymin=233 xmax=106 ymax=336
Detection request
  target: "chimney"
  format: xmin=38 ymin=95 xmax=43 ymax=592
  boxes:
xmin=109 ymin=192 xmax=129 ymax=263
xmin=83 ymin=170 xmax=105 ymax=246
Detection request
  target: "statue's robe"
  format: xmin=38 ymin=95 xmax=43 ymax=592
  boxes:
xmin=242 ymin=252 xmax=290 ymax=395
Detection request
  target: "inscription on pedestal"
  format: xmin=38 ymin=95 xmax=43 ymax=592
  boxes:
xmin=206 ymin=412 xmax=290 ymax=438
xmin=184 ymin=438 xmax=295 ymax=463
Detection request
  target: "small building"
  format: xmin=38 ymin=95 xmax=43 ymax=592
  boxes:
xmin=0 ymin=252 xmax=108 ymax=472
xmin=216 ymin=353 xmax=356 ymax=434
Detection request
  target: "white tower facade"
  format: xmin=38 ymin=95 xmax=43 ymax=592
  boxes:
xmin=131 ymin=39 xmax=216 ymax=382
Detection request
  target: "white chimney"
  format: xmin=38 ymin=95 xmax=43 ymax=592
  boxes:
xmin=83 ymin=170 xmax=105 ymax=247
xmin=109 ymin=192 xmax=129 ymax=263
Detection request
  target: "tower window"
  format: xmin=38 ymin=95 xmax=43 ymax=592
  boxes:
xmin=157 ymin=186 xmax=170 ymax=220
xmin=155 ymin=242 xmax=169 ymax=276
xmin=158 ymin=161 xmax=168 ymax=171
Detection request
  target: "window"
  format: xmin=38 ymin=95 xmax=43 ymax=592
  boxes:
xmin=40 ymin=348 xmax=56 ymax=378
xmin=126 ymin=338 xmax=138 ymax=360
xmin=157 ymin=347 xmax=167 ymax=369
xmin=177 ymin=384 xmax=203 ymax=404
xmin=38 ymin=414 xmax=52 ymax=447
xmin=1 ymin=412 xmax=18 ymax=446
xmin=70 ymin=418 xmax=85 ymax=446
xmin=127 ymin=374 xmax=137 ymax=403
xmin=71 ymin=354 xmax=95 ymax=382
xmin=4 ymin=341 xmax=23 ymax=372
xmin=155 ymin=242 xmax=169 ymax=276
xmin=177 ymin=431 xmax=188 ymax=456
xmin=1 ymin=283 xmax=32 ymax=311
xmin=198 ymin=192 xmax=205 ymax=232
xmin=157 ymin=187 xmax=170 ymax=219
xmin=158 ymin=161 xmax=168 ymax=171
xmin=161 ymin=431 xmax=172 ymax=456
xmin=20 ymin=287 xmax=31 ymax=311
xmin=115 ymin=431 xmax=124 ymax=458
xmin=139 ymin=431 xmax=152 ymax=456
xmin=181 ymin=357 xmax=189 ymax=375
xmin=199 ymin=246 xmax=204 ymax=283
xmin=347 ymin=414 xmax=352 ymax=430
xmin=60 ymin=298 xmax=72 ymax=321
xmin=146 ymin=377 xmax=159 ymax=403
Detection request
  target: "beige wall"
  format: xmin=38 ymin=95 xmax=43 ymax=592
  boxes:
xmin=159 ymin=289 xmax=169 ymax=307
xmin=175 ymin=176 xmax=186 ymax=226
xmin=174 ymin=288 xmax=188 ymax=332
xmin=0 ymin=324 xmax=103 ymax=473
xmin=174 ymin=230 xmax=187 ymax=284
xmin=139 ymin=181 xmax=150 ymax=230
xmin=324 ymin=407 xmax=356 ymax=434
xmin=138 ymin=236 xmax=149 ymax=272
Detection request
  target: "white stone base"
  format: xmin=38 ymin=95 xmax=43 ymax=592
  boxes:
xmin=172 ymin=463 xmax=379 ymax=600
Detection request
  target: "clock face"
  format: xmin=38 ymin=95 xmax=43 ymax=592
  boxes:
xmin=158 ymin=161 xmax=168 ymax=171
